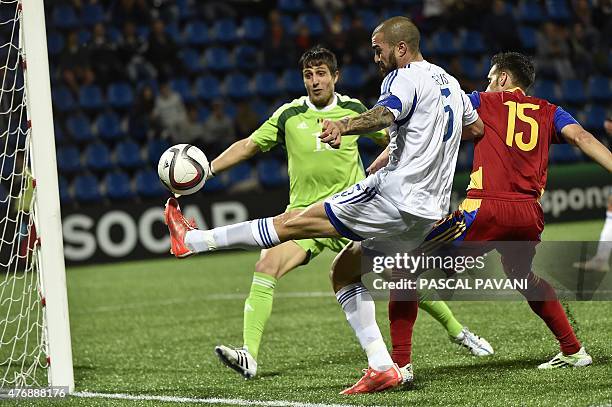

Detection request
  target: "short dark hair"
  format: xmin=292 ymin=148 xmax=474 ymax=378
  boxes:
xmin=491 ymin=52 xmax=535 ymax=90
xmin=298 ymin=46 xmax=338 ymax=74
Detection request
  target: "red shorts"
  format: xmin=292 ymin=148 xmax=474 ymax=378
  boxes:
xmin=464 ymin=198 xmax=544 ymax=241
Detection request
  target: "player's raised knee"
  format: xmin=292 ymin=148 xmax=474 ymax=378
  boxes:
xmin=255 ymin=257 xmax=281 ymax=278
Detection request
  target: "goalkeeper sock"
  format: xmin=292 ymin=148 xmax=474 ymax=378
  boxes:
xmin=243 ymin=272 xmax=277 ymax=360
xmin=184 ymin=218 xmax=280 ymax=252
xmin=336 ymin=283 xmax=393 ymax=371
xmin=418 ymin=300 xmax=463 ymax=338
xmin=594 ymin=211 xmax=612 ymax=261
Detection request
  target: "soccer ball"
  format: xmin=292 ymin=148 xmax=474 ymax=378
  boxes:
xmin=157 ymin=144 xmax=209 ymax=196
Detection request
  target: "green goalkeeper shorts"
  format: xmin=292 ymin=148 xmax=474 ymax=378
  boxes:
xmin=294 ymin=237 xmax=351 ymax=265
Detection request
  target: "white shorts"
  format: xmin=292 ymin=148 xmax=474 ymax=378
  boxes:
xmin=323 ymin=176 xmax=436 ymax=248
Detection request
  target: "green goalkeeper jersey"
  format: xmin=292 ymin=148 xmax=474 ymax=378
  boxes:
xmin=250 ymin=93 xmax=386 ymax=210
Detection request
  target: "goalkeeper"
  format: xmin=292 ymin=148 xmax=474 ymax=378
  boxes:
xmin=206 ymin=47 xmax=492 ymax=379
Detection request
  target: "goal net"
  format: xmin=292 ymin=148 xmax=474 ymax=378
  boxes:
xmin=0 ymin=0 xmax=73 ymax=391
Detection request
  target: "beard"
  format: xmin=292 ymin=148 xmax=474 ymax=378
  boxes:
xmin=378 ymin=52 xmax=398 ymax=77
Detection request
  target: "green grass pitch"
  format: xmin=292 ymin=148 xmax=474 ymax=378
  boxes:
xmin=19 ymin=220 xmax=612 ymax=406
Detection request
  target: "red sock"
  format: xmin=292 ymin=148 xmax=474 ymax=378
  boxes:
xmin=523 ymin=274 xmax=581 ymax=355
xmin=388 ymin=298 xmax=418 ymax=366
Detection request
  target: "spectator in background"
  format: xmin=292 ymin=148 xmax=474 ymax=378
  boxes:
xmin=346 ymin=16 xmax=370 ymax=64
xmin=203 ymin=100 xmax=235 ymax=155
xmin=59 ymin=30 xmax=95 ymax=94
xmin=182 ymin=106 xmax=207 ymax=146
xmin=111 ymin=0 xmax=151 ymax=27
xmin=264 ymin=10 xmax=294 ymax=69
xmin=130 ymin=85 xmax=156 ymax=138
xmin=295 ymin=25 xmax=312 ymax=53
xmin=88 ymin=23 xmax=123 ymax=85
xmin=235 ymin=101 xmax=260 ymax=139
xmin=152 ymin=81 xmax=188 ymax=140
xmin=536 ymin=22 xmax=575 ymax=80
xmin=482 ymin=0 xmax=519 ymax=52
xmin=119 ymin=21 xmax=156 ymax=81
xmin=569 ymin=22 xmax=598 ymax=79
xmin=146 ymin=19 xmax=179 ymax=78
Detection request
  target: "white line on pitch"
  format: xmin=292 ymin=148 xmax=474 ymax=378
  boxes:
xmin=72 ymin=391 xmax=382 ymax=407
xmin=74 ymin=291 xmax=333 ymax=315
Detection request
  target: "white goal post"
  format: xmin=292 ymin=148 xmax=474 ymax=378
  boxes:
xmin=0 ymin=0 xmax=74 ymax=392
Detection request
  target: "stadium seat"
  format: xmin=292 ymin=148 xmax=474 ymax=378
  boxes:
xmin=103 ymin=171 xmax=135 ymax=200
xmin=107 ymin=26 xmax=122 ymax=43
xmin=202 ymin=174 xmax=225 ymax=192
xmin=587 ymin=76 xmax=611 ymax=102
xmin=211 ymin=19 xmax=238 ymax=44
xmin=165 ymin=22 xmax=183 ymax=45
xmin=96 ymin=112 xmax=123 ymax=141
xmin=278 ymin=0 xmax=305 ymax=13
xmin=459 ymin=31 xmax=485 ymax=55
xmin=135 ymin=169 xmax=168 ymax=198
xmin=107 ymin=82 xmax=134 ymax=109
xmin=234 ymin=45 xmax=260 ymax=71
xmin=147 ymin=139 xmax=170 ymax=165
xmin=81 ymin=3 xmax=105 ymax=26
xmin=546 ymin=0 xmax=571 ymax=22
xmin=459 ymin=57 xmax=479 ymax=80
xmin=432 ymin=31 xmax=458 ymax=56
xmin=381 ymin=8 xmax=404 ymax=21
xmin=257 ymin=159 xmax=287 ymax=188
xmin=52 ymin=86 xmax=76 ymax=113
xmin=224 ymin=103 xmax=238 ymax=119
xmin=79 ymin=84 xmax=105 ymax=110
xmin=66 ymin=114 xmax=94 ymax=144
xmin=254 ymin=71 xmax=279 ymax=97
xmin=281 ymin=70 xmax=304 ymax=94
xmin=197 ymin=106 xmax=210 ymax=122
xmin=357 ymin=9 xmax=378 ymax=31
xmin=226 ymin=162 xmax=253 ymax=186
xmin=47 ymin=31 xmax=65 ymax=56
xmin=84 ymin=142 xmax=113 ymax=171
xmin=518 ymin=26 xmax=537 ymax=51
xmin=55 ymin=123 xmax=65 ymax=144
xmin=250 ymin=100 xmax=270 ymax=124
xmin=183 ymin=21 xmax=210 ymax=46
xmin=279 ymin=14 xmax=296 ymax=36
xmin=225 ymin=73 xmax=252 ymax=99
xmin=57 ymin=146 xmax=82 ymax=173
xmin=532 ymin=80 xmax=559 ymax=104
xmin=78 ymin=29 xmax=92 ymax=46
xmin=242 ymin=17 xmax=266 ymax=42
xmin=204 ymin=47 xmax=233 ymax=72
xmin=59 ymin=176 xmax=72 ymax=204
xmin=136 ymin=25 xmax=150 ymax=40
xmin=52 ymin=4 xmax=79 ymax=29
xmin=339 ymin=65 xmax=365 ymax=90
xmin=195 ymin=75 xmax=221 ymax=101
xmin=73 ymin=174 xmax=102 ymax=203
xmin=176 ymin=0 xmax=195 ymax=20
xmin=297 ymin=14 xmax=324 ymax=37
xmin=115 ymin=140 xmax=144 ymax=169
xmin=561 ymin=79 xmax=587 ymax=106
xmin=582 ymin=105 xmax=606 ymax=130
xmin=170 ymin=77 xmax=195 ymax=103
xmin=517 ymin=1 xmax=544 ymax=24
xmin=181 ymin=48 xmax=204 ymax=73
xmin=550 ymin=144 xmax=581 ymax=163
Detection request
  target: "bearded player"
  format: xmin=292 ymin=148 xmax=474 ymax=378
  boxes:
xmin=198 ymin=46 xmax=491 ymax=380
xmin=384 ymin=52 xmax=612 ymax=379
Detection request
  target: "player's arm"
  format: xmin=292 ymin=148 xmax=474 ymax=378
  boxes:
xmin=366 ymin=146 xmax=390 ymax=175
xmin=561 ymin=124 xmax=612 ymax=172
xmin=320 ymin=106 xmax=394 ymax=147
xmin=209 ymin=138 xmax=260 ymax=177
xmin=461 ymin=91 xmax=484 ymax=140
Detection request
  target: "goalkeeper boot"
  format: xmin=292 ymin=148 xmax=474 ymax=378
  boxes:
xmin=398 ymin=363 xmax=414 ymax=388
xmin=538 ymin=347 xmax=592 ymax=369
xmin=451 ymin=327 xmax=494 ymax=356
xmin=340 ymin=364 xmax=402 ymax=395
xmin=215 ymin=345 xmax=257 ymax=379
xmin=164 ymin=197 xmax=195 ymax=258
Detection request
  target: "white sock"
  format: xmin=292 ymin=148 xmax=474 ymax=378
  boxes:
xmin=594 ymin=211 xmax=612 ymax=261
xmin=184 ymin=218 xmax=280 ymax=252
xmin=336 ymin=283 xmax=393 ymax=371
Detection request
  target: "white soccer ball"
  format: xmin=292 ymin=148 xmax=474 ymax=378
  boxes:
xmin=157 ymin=143 xmax=209 ymax=196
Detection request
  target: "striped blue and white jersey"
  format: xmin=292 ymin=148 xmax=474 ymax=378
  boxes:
xmin=374 ymin=60 xmax=478 ymax=219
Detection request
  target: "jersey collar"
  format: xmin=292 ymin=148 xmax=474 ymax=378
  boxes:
xmin=506 ymin=87 xmax=525 ymax=95
xmin=305 ymin=93 xmax=338 ymax=112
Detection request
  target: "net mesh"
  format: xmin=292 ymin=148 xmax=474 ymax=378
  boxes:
xmin=0 ymin=0 xmax=48 ymax=388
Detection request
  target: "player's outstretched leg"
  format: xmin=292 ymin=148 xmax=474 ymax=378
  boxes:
xmin=418 ymin=299 xmax=494 ymax=356
xmin=164 ymin=198 xmax=338 ymax=258
xmin=215 ymin=242 xmax=308 ymax=379
xmin=573 ymin=197 xmax=612 ymax=272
